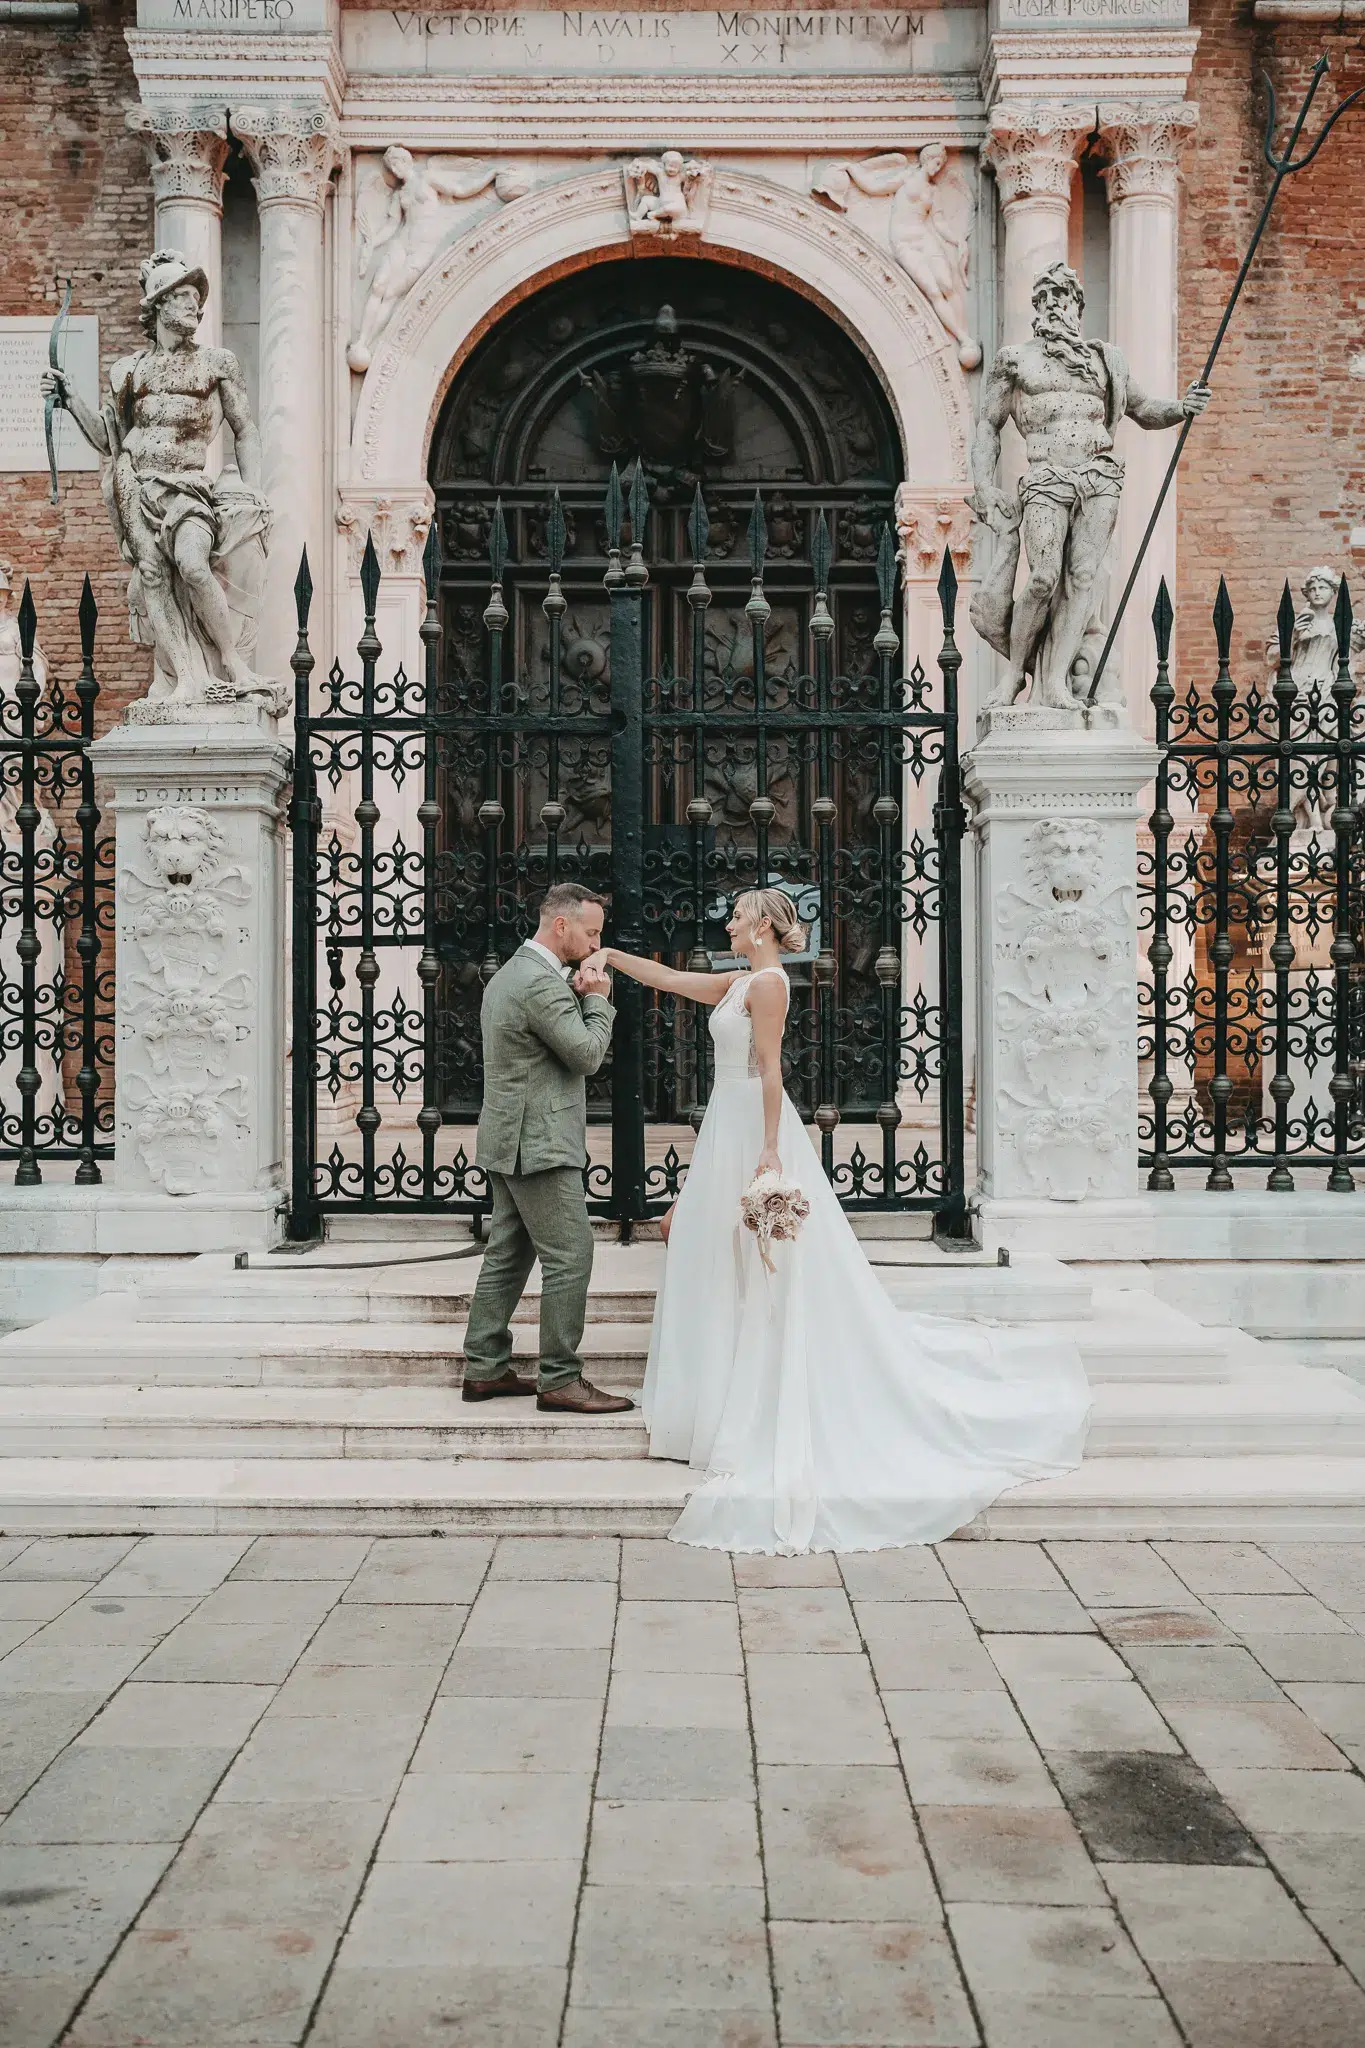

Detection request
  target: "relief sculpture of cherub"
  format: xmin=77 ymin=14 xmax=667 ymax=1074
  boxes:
xmin=813 ymin=145 xmax=981 ymax=369
xmin=624 ymin=151 xmax=713 ymax=239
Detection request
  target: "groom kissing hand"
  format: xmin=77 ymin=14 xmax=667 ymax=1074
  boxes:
xmin=573 ymin=959 xmax=611 ymax=998
xmin=461 ymin=883 xmax=634 ymax=1416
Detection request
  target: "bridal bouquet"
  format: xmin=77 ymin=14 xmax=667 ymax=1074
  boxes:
xmin=739 ymin=1168 xmax=811 ymax=1274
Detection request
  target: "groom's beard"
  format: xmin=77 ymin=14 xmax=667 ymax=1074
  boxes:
xmin=1034 ymin=306 xmax=1104 ymax=392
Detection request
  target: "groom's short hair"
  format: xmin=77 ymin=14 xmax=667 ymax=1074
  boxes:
xmin=538 ymin=882 xmax=607 ymax=921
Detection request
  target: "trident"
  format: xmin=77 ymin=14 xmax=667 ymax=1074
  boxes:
xmin=1088 ymin=54 xmax=1364 ymax=705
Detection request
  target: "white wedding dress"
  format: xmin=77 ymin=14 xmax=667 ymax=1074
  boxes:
xmin=643 ymin=967 xmax=1091 ymax=1553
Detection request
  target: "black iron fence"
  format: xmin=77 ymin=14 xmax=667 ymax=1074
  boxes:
xmin=287 ymin=471 xmax=968 ymax=1238
xmin=9 ymin=550 xmax=1360 ymax=1211
xmin=0 ymin=580 xmax=114 ymax=1184
xmin=1140 ymin=574 xmax=1365 ymax=1189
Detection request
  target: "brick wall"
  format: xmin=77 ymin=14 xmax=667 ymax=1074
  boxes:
xmin=1179 ymin=2 xmax=1365 ymax=681
xmin=0 ymin=2 xmax=152 ymax=726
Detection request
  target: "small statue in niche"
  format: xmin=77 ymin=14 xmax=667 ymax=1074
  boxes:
xmin=0 ymin=560 xmax=47 ymax=698
xmin=968 ymin=262 xmax=1211 ymax=721
xmin=41 ymin=252 xmax=278 ymax=715
xmin=813 ymin=145 xmax=981 ymax=370
xmin=349 ymin=147 xmax=532 ymax=372
xmin=623 ymin=151 xmax=713 ymax=239
xmin=1263 ymin=566 xmax=1363 ymax=834
xmin=1268 ymin=565 xmax=1348 ymax=696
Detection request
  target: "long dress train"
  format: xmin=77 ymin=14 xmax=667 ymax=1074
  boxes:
xmin=643 ymin=968 xmax=1091 ymax=1554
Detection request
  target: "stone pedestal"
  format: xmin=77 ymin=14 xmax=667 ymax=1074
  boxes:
xmin=88 ymin=712 xmax=292 ymax=1253
xmin=964 ymin=725 xmax=1156 ymax=1249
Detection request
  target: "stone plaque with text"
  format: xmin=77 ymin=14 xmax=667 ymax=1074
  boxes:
xmin=993 ymin=0 xmax=1188 ymax=26
xmin=0 ymin=317 xmax=100 ymax=479
xmin=136 ymin=0 xmax=331 ymax=28
xmin=342 ymin=8 xmax=986 ymax=78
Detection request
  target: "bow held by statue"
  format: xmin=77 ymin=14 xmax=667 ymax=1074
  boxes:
xmin=44 ymin=276 xmax=73 ymax=507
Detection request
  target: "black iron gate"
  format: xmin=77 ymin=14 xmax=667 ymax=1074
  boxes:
xmin=287 ymin=476 xmax=967 ymax=1239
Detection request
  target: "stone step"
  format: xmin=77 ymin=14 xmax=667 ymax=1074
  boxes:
xmin=133 ymin=1240 xmax=1025 ymax=1327
xmin=980 ymin=1455 xmax=1365 ymax=1541
xmin=0 ymin=1457 xmax=692 ymax=1536
xmin=0 ymin=1386 xmax=649 ymax=1461
xmin=0 ymin=1297 xmax=1231 ymax=1391
xmin=1151 ymin=1262 xmax=1365 ymax=1342
xmin=0 ymin=1311 xmax=654 ymax=1389
xmin=0 ymin=1450 xmax=1361 ymax=1539
xmin=0 ymin=1364 xmax=1358 ymax=1462
xmin=319 ymin=1208 xmax=937 ymax=1246
xmin=1083 ymin=1365 xmax=1365 ymax=1456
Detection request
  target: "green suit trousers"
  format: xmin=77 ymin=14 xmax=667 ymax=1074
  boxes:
xmin=462 ymin=1165 xmax=594 ymax=1392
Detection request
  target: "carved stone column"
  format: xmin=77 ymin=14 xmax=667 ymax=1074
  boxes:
xmin=963 ymin=724 xmax=1158 ymax=1257
xmin=234 ymin=103 xmax=340 ymax=684
xmin=88 ymin=710 xmax=292 ymax=1253
xmin=1101 ymin=101 xmax=1199 ymax=730
xmin=984 ymin=103 xmax=1092 ymax=346
xmin=895 ymin=487 xmax=978 ymax=1127
xmin=127 ymin=105 xmax=229 ymax=353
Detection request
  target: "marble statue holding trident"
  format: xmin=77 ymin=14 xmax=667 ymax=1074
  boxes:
xmin=41 ymin=250 xmax=278 ymax=715
xmin=969 ymin=262 xmax=1210 ymax=718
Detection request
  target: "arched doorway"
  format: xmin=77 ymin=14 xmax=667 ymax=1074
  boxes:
xmin=423 ymin=256 xmax=964 ymax=1225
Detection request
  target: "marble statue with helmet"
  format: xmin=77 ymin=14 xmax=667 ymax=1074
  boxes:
xmin=41 ymin=251 xmax=279 ymax=718
xmin=969 ymin=261 xmax=1212 ymax=723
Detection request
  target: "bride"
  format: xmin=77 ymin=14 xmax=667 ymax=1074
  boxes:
xmin=582 ymin=888 xmax=1090 ymax=1554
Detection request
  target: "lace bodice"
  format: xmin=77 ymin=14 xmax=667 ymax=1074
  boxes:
xmin=709 ymin=968 xmax=789 ymax=1082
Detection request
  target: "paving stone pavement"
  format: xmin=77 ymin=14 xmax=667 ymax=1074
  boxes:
xmin=0 ymin=1533 xmax=1361 ymax=2046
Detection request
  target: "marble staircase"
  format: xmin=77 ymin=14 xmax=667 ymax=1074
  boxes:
xmin=0 ymin=1232 xmax=1363 ymax=1537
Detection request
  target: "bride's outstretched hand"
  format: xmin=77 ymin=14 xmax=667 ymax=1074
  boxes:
xmin=579 ymin=949 xmax=612 ymax=976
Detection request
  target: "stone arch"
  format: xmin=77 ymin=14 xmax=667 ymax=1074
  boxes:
xmin=350 ymin=165 xmax=974 ymax=495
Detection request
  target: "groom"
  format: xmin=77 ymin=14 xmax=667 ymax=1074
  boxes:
xmin=461 ymin=883 xmax=635 ymax=1414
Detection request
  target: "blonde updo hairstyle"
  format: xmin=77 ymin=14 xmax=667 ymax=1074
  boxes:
xmin=733 ymin=887 xmax=807 ymax=954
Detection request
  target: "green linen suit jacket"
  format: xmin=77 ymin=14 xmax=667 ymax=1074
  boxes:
xmin=475 ymin=947 xmax=616 ymax=1175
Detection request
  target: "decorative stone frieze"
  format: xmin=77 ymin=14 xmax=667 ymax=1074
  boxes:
xmin=1099 ymin=100 xmax=1199 ymax=204
xmin=353 ymin=167 xmax=975 ymax=501
xmin=233 ymin=102 xmax=341 ymax=211
xmin=123 ymin=807 xmax=254 ymax=1193
xmin=895 ymin=487 xmax=973 ymax=577
xmin=126 ymin=104 xmax=229 ymax=210
xmin=335 ymin=487 xmax=435 ymax=580
xmin=983 ymin=103 xmax=1094 ymax=208
xmin=993 ymin=817 xmax=1131 ymax=1201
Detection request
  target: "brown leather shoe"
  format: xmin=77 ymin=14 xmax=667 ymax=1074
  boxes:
xmin=537 ymin=1378 xmax=636 ymax=1415
xmin=462 ymin=1368 xmax=538 ymax=1403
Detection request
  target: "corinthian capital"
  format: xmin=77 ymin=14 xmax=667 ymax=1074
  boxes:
xmin=233 ymin=103 xmax=341 ymax=210
xmin=127 ymin=103 xmax=229 ymax=210
xmin=984 ymin=103 xmax=1094 ymax=207
xmin=1099 ymin=101 xmax=1199 ymax=204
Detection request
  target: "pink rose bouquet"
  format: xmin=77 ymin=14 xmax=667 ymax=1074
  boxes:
xmin=739 ymin=1167 xmax=811 ymax=1274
